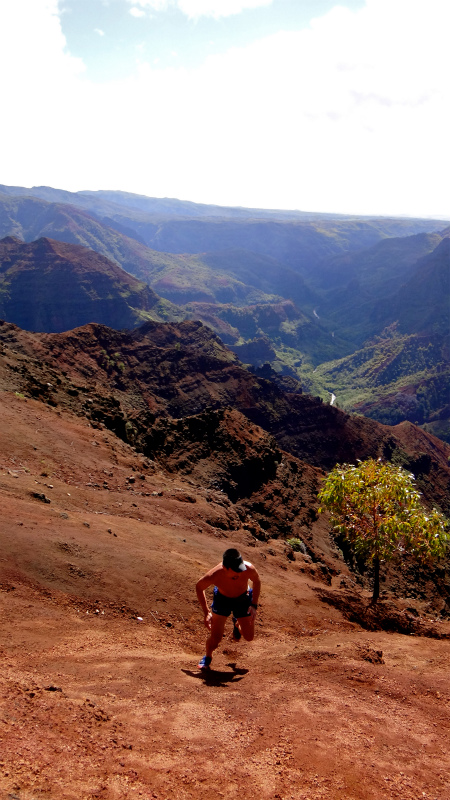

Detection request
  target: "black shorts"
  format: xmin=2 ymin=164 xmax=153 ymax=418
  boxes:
xmin=211 ymin=587 xmax=253 ymax=618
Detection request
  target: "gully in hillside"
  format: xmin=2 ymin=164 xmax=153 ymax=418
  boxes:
xmin=196 ymin=548 xmax=261 ymax=670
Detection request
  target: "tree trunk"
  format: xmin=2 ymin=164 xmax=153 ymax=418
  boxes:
xmin=371 ymin=555 xmax=380 ymax=604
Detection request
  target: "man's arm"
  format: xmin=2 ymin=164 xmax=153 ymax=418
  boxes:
xmin=196 ymin=565 xmax=220 ymax=628
xmin=250 ymin=568 xmax=261 ymax=606
xmin=196 ymin=573 xmax=213 ymax=616
xmin=245 ymin=564 xmax=261 ymax=623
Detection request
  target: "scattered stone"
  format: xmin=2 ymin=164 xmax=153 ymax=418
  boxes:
xmin=31 ymin=491 xmax=51 ymax=504
xmin=60 ymin=512 xmax=69 ymax=519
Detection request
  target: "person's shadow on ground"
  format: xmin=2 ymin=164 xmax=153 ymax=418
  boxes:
xmin=181 ymin=662 xmax=249 ymax=687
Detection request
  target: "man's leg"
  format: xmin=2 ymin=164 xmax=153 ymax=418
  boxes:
xmin=206 ymin=612 xmax=227 ymax=658
xmin=235 ymin=613 xmax=255 ymax=641
xmin=233 ymin=589 xmax=255 ymax=642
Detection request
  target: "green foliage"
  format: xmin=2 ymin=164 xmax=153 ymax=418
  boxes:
xmin=309 ymin=330 xmax=450 ymax=437
xmin=98 ymin=349 xmax=127 ymax=374
xmin=422 ymin=420 xmax=450 ymax=445
xmin=286 ymin=537 xmax=305 ymax=552
xmin=318 ymin=458 xmax=449 ymax=601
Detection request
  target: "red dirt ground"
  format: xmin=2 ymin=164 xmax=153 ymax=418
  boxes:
xmin=1 ymin=393 xmax=450 ymax=800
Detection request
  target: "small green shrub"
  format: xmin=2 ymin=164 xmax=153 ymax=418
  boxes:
xmin=286 ymin=537 xmax=305 ymax=552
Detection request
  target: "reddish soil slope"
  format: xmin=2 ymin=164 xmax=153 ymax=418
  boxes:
xmin=1 ymin=318 xmax=450 ymax=798
xmin=1 ymin=392 xmax=450 ymax=800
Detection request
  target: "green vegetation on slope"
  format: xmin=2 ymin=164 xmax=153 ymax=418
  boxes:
xmin=307 ymin=326 xmax=450 ymax=440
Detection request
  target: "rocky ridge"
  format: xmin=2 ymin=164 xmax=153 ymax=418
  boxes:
xmin=0 ymin=235 xmax=183 ymax=333
xmin=1 ymin=316 xmax=449 ymax=612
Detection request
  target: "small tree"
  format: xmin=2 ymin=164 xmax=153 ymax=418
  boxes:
xmin=318 ymin=458 xmax=449 ymax=603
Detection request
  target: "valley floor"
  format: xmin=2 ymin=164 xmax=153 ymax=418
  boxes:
xmin=1 ymin=393 xmax=449 ymax=800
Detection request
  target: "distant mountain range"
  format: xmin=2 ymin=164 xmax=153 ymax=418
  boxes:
xmin=0 ymin=183 xmax=443 ymax=279
xmin=2 ymin=182 xmax=445 ymax=226
xmin=0 ymin=182 xmax=448 ymax=441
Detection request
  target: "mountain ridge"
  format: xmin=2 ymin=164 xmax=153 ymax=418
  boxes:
xmin=0 ymin=235 xmax=183 ymax=333
xmin=5 ymin=182 xmax=448 ymax=224
xmin=1 ymin=317 xmax=448 ymax=516
xmin=1 ymin=183 xmax=448 ymax=441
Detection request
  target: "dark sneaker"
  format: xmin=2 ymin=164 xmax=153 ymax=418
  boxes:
xmin=198 ymin=655 xmax=212 ymax=670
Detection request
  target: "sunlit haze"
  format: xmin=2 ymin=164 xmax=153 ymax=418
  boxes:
xmin=1 ymin=0 xmax=449 ymax=218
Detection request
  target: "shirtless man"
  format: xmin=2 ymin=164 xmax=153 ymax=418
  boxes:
xmin=196 ymin=547 xmax=261 ymax=670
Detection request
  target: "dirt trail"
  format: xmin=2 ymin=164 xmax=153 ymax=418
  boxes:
xmin=1 ymin=393 xmax=450 ymax=800
xmin=2 ymin=584 xmax=450 ymax=800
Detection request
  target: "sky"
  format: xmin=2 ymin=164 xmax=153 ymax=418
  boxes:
xmin=1 ymin=0 xmax=450 ymax=218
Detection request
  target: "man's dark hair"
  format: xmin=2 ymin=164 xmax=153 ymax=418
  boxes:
xmin=223 ymin=548 xmax=246 ymax=572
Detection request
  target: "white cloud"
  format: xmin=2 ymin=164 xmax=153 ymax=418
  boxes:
xmin=0 ymin=0 xmax=84 ymax=108
xmin=125 ymin=0 xmax=169 ymax=12
xmin=177 ymin=0 xmax=273 ymax=20
xmin=124 ymin=0 xmax=273 ymax=19
xmin=94 ymin=27 xmax=105 ymax=35
xmin=129 ymin=6 xmax=146 ymax=17
xmin=1 ymin=0 xmax=450 ymax=217
xmin=0 ymin=0 xmax=84 ymax=187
